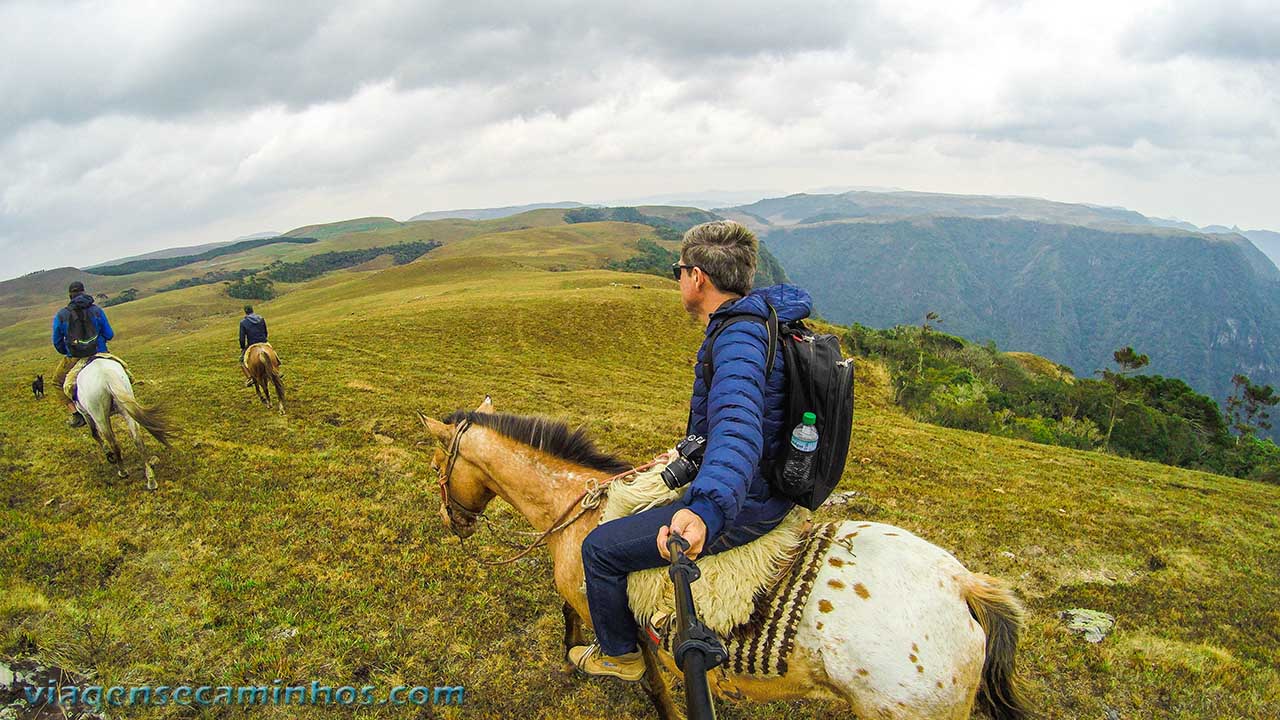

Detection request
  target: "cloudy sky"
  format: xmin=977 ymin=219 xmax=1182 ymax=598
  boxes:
xmin=2 ymin=0 xmax=1277 ymax=279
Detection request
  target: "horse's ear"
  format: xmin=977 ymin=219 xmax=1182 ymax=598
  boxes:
xmin=416 ymin=412 xmax=454 ymax=444
xmin=476 ymin=395 xmax=495 ymax=414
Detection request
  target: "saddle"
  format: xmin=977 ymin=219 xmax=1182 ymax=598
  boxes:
xmin=599 ymin=455 xmax=834 ymax=677
xmin=65 ymin=353 xmax=132 ymax=401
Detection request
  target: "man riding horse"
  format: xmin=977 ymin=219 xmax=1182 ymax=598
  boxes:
xmin=51 ymin=281 xmax=115 ymax=428
xmin=238 ymin=304 xmax=269 ymax=386
xmin=571 ymin=220 xmax=814 ymax=680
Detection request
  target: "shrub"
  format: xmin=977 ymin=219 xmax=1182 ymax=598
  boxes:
xmin=226 ymin=276 xmax=276 ymax=300
xmin=102 ymin=288 xmax=139 ymax=307
xmin=931 ymin=400 xmax=995 ymax=433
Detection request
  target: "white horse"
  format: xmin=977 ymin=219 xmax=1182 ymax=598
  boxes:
xmin=421 ymin=397 xmax=1030 ymax=720
xmin=74 ymin=359 xmax=172 ymax=490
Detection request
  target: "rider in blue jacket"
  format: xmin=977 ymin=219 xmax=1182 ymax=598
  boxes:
xmin=571 ymin=221 xmax=813 ymax=680
xmin=51 ymin=281 xmax=114 ymax=427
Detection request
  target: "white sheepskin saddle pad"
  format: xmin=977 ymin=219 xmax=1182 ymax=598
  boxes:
xmin=599 ymin=453 xmax=812 ymax=637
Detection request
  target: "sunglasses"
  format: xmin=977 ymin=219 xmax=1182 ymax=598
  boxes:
xmin=670 ymin=263 xmax=698 ymax=281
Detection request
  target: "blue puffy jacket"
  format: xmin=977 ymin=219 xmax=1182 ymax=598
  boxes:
xmin=685 ymin=284 xmax=813 ymax=543
xmin=52 ymin=293 xmax=114 ymax=356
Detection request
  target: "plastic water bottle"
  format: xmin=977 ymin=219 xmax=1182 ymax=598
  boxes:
xmin=782 ymin=412 xmax=819 ymax=490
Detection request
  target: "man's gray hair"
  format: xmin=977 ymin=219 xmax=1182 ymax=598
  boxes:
xmin=680 ymin=220 xmax=758 ymax=296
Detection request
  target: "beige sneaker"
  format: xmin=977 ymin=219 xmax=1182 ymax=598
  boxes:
xmin=568 ymin=644 xmax=644 ymax=682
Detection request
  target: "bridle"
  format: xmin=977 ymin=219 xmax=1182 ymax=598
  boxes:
xmin=436 ymin=417 xmax=484 ymax=527
xmin=425 ymin=413 xmax=664 ymax=566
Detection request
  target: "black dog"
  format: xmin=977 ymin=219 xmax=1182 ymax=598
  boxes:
xmin=32 ymin=374 xmax=44 ymax=399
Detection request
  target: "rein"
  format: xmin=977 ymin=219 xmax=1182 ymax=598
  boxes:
xmin=479 ymin=458 xmax=662 ymax=566
xmin=423 ymin=413 xmax=662 ymax=566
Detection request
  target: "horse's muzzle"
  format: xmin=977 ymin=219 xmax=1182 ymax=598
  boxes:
xmin=441 ymin=503 xmax=479 ymax=539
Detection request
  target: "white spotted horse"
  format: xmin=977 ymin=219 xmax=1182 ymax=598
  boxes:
xmin=420 ymin=397 xmax=1029 ymax=720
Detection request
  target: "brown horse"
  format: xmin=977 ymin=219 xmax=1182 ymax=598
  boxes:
xmin=420 ymin=397 xmax=1029 ymax=720
xmin=244 ymin=343 xmax=285 ymax=414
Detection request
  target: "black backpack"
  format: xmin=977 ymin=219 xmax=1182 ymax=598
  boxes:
xmin=702 ymin=305 xmax=855 ymax=510
xmin=64 ymin=304 xmax=100 ymax=358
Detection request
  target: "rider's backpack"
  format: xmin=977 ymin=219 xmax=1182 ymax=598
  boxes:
xmin=701 ymin=306 xmax=855 ymax=510
xmin=65 ymin=305 xmax=100 ymax=358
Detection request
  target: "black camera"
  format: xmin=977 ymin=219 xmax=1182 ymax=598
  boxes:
xmin=661 ymin=434 xmax=707 ymax=490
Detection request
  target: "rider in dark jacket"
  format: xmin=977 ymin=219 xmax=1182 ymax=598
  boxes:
xmin=239 ymin=305 xmax=270 ymax=385
xmin=571 ymin=221 xmax=812 ymax=681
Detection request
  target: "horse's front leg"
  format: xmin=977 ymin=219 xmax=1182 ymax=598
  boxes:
xmin=86 ymin=410 xmax=102 ymax=442
xmin=550 ymin=530 xmax=679 ymax=715
xmin=561 ymin=602 xmax=587 ymax=673
xmin=640 ymin=636 xmax=682 ymax=720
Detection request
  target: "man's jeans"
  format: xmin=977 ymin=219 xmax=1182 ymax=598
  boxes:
xmin=581 ymin=501 xmax=783 ymax=656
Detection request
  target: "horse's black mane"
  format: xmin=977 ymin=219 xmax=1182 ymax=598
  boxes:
xmin=443 ymin=410 xmax=632 ymax=475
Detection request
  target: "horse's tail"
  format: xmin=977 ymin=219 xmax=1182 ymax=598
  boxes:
xmin=254 ymin=347 xmax=285 ymax=407
xmin=268 ymin=354 xmax=284 ymax=406
xmin=962 ymin=572 xmax=1030 ymax=720
xmin=105 ymin=368 xmax=174 ymax=447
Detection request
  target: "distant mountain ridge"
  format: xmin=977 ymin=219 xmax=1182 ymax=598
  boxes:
xmin=723 ymin=190 xmax=1155 ymax=230
xmin=763 ymin=214 xmax=1280 ymax=405
xmin=1206 ymin=227 xmax=1280 ymax=270
xmin=721 ymin=189 xmax=1280 ymax=271
xmin=85 ymin=241 xmax=236 ymax=269
xmin=84 ymin=231 xmax=280 ymax=270
xmin=409 ymin=202 xmax=586 ymax=222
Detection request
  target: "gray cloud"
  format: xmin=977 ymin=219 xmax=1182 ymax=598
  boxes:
xmin=0 ymin=0 xmax=888 ymax=133
xmin=1126 ymin=1 xmax=1280 ymax=61
xmin=2 ymin=0 xmax=1279 ymax=279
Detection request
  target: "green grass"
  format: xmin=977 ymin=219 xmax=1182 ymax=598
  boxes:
xmin=0 ymin=209 xmax=579 ymax=334
xmin=1 ymin=238 xmax=1278 ymax=718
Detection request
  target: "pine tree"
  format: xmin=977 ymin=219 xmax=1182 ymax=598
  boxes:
xmin=1226 ymin=374 xmax=1279 ymax=444
xmin=917 ymin=311 xmax=940 ymax=377
xmin=1097 ymin=346 xmax=1150 ymax=450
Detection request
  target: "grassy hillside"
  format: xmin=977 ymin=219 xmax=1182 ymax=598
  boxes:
xmin=90 ymin=237 xmax=320 ymax=276
xmin=0 ymin=209 xmax=581 ymax=333
xmin=283 ymin=217 xmax=404 ymax=240
xmin=0 ymin=207 xmax=685 ymax=334
xmin=2 ymin=237 xmax=1278 ymax=719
